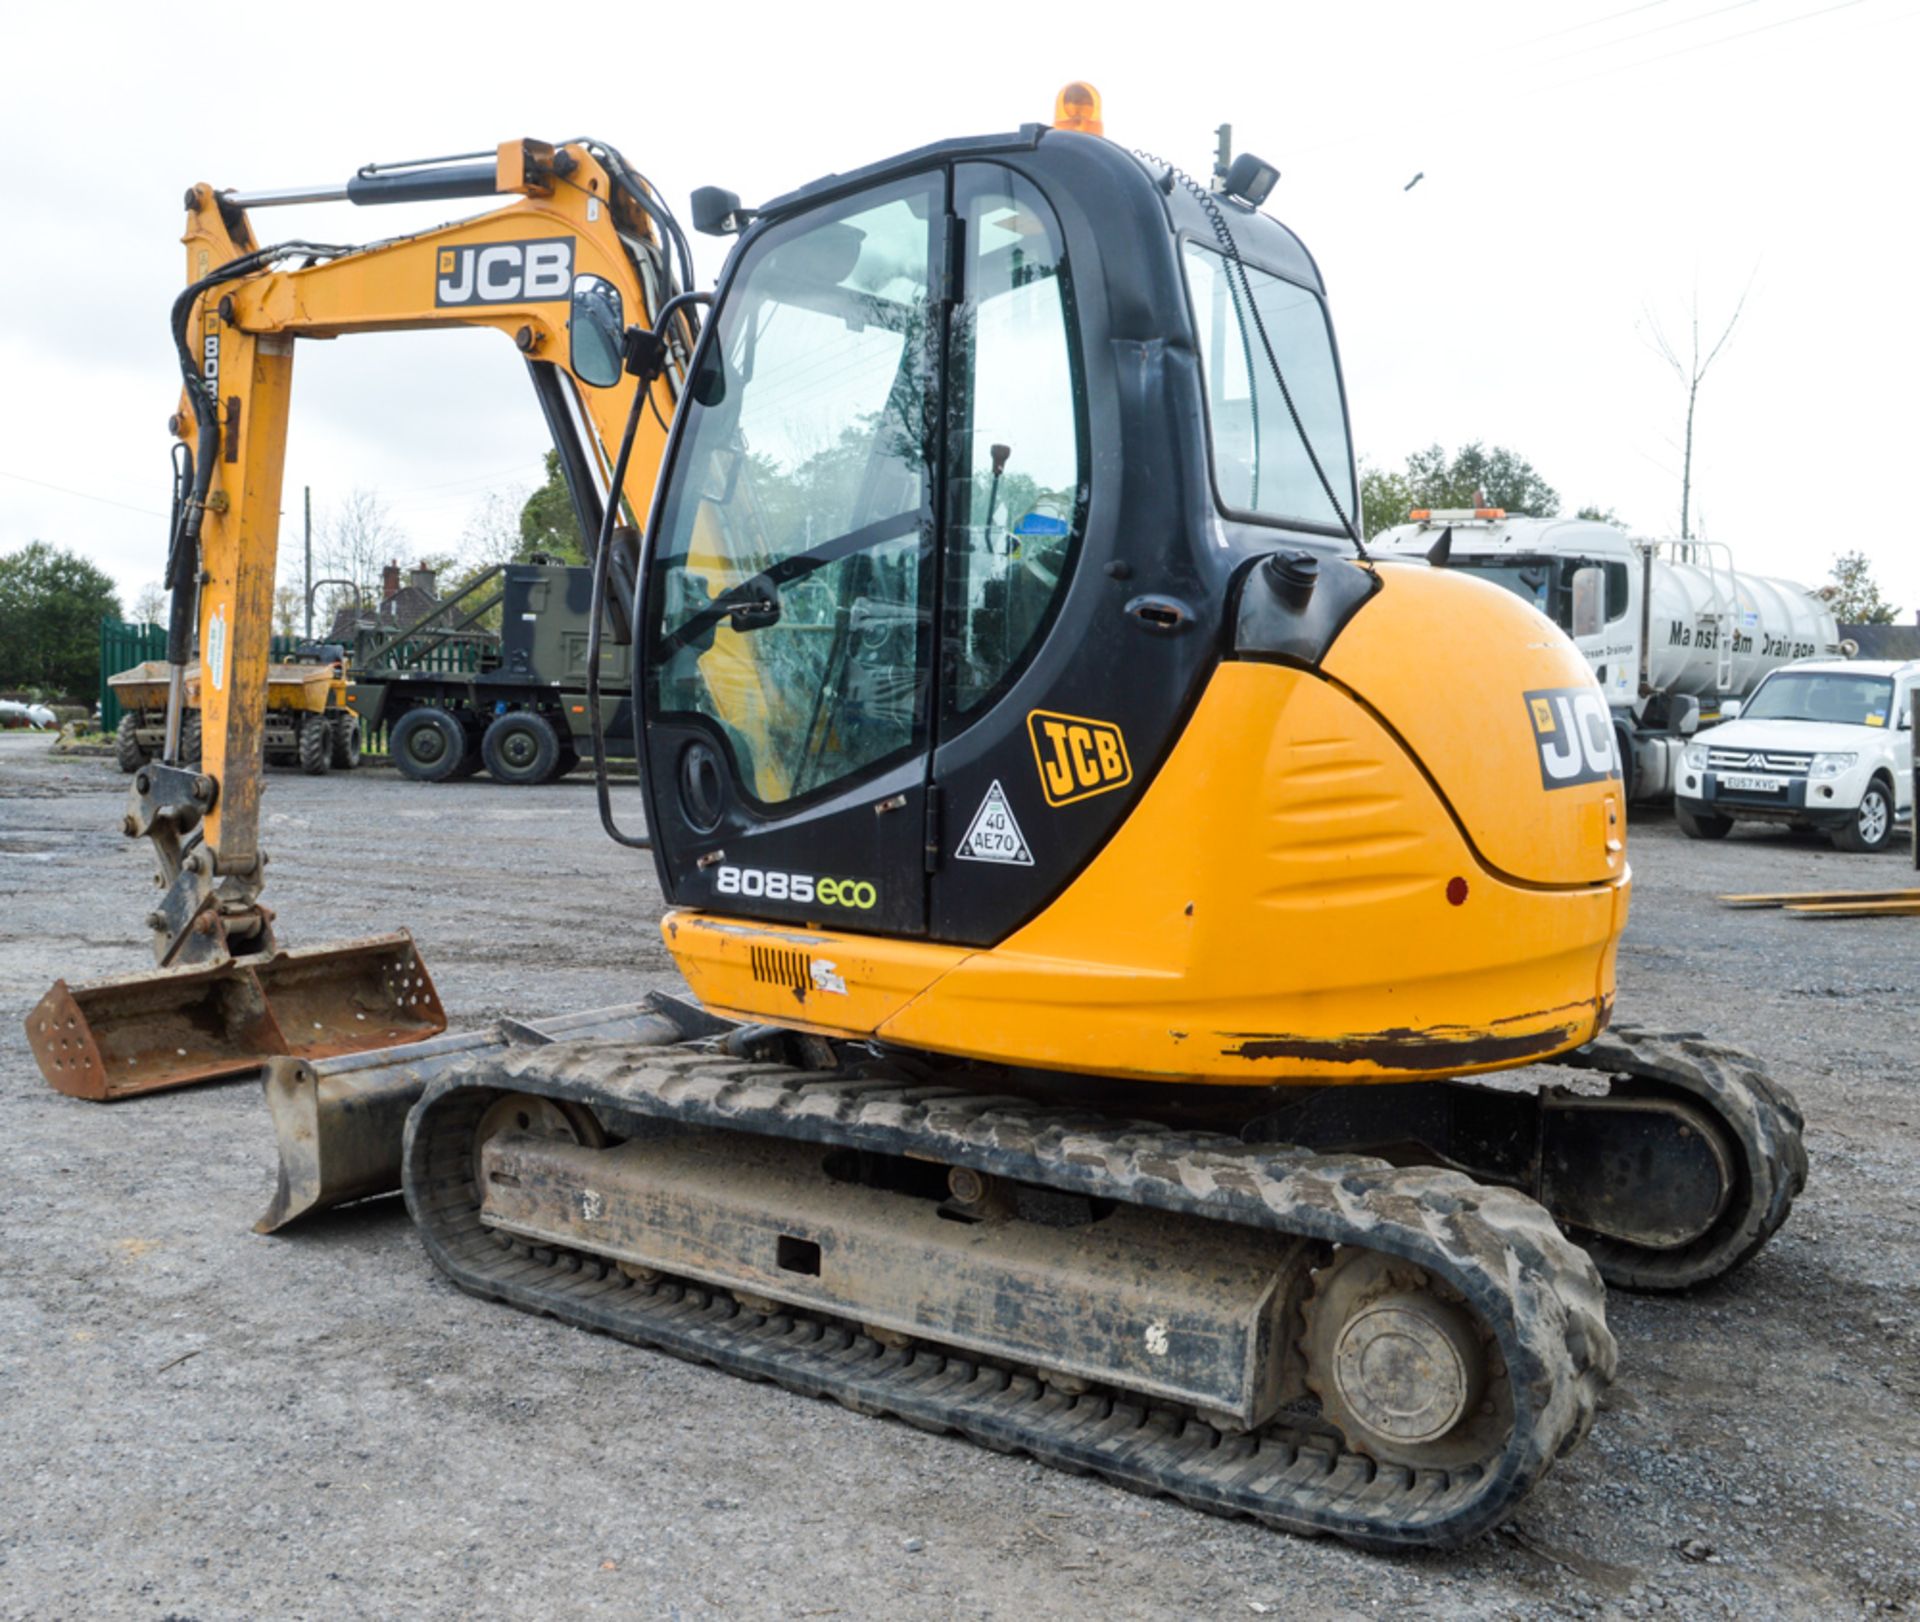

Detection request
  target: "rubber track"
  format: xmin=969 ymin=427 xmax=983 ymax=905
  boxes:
xmin=1551 ymin=1024 xmax=1809 ymax=1292
xmin=404 ymin=1043 xmax=1617 ymax=1549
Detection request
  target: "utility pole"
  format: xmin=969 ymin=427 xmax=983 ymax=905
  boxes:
xmin=303 ymin=485 xmax=313 ymax=638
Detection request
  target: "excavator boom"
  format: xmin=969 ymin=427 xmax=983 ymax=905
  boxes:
xmin=27 ymin=138 xmax=686 ymax=1096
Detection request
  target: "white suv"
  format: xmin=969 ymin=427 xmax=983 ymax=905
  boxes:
xmin=1674 ymin=658 xmax=1917 ymax=852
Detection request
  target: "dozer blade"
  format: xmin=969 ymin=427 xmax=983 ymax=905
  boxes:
xmin=25 ymin=931 xmax=444 ymax=1100
xmin=256 ymin=994 xmax=726 ymax=1234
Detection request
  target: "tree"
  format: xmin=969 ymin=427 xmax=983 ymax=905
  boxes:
xmin=1575 ymin=504 xmax=1621 ymax=524
xmin=0 ymin=542 xmax=123 ymax=696
xmin=519 ymin=450 xmax=587 ymax=561
xmin=1359 ymin=463 xmax=1414 ymax=542
xmin=1643 ymin=281 xmax=1751 ymax=540
xmin=132 ymin=581 xmax=168 ymax=626
xmin=461 ymin=491 xmax=525 ymax=571
xmin=1404 ymin=443 xmax=1559 ymax=518
xmin=273 ymin=584 xmax=302 ymax=640
xmin=318 ymin=487 xmax=406 ymax=621
xmin=1821 ymin=551 xmax=1899 ymax=625
xmin=1358 ymin=444 xmax=1559 ymax=540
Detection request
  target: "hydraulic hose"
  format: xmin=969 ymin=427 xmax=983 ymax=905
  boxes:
xmin=584 ymin=290 xmax=710 ymax=852
xmin=584 ymin=358 xmax=661 ymax=851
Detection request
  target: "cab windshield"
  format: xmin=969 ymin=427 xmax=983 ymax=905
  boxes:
xmin=1182 ymin=242 xmax=1354 ymax=534
xmin=1743 ymin=671 xmax=1896 ymax=728
xmin=1450 ymin=559 xmax=1557 ymax=620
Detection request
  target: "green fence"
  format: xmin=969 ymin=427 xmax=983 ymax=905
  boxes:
xmin=98 ymin=619 xmax=166 ymax=731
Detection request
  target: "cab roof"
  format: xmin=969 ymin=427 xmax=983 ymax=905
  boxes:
xmin=752 ymin=126 xmax=1328 ymax=296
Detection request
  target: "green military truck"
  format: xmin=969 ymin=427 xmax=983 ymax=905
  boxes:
xmin=361 ymin=560 xmax=633 ymax=786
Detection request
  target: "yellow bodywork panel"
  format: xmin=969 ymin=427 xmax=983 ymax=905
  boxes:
xmin=1323 ymin=564 xmax=1626 ymax=887
xmin=665 ymin=913 xmax=969 ymax=1038
xmin=664 ymin=651 xmax=1628 ymax=1088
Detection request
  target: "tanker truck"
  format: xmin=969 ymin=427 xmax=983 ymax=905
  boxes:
xmin=1370 ymin=512 xmax=1846 ymax=801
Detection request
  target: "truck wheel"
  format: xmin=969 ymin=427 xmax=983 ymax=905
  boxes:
xmin=1675 ymin=802 xmax=1733 ymax=840
xmin=1832 ymin=778 xmax=1895 ymax=853
xmin=482 ymin=710 xmax=562 ymax=785
xmin=179 ymin=712 xmax=202 ymax=767
xmin=330 ymin=713 xmax=363 ymax=770
xmin=391 ymin=707 xmax=468 ymax=783
xmin=115 ymin=713 xmax=147 ymax=773
xmin=296 ymin=713 xmax=333 ymax=775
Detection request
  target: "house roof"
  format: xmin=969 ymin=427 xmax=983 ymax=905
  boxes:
xmin=328 ymin=582 xmax=442 ymax=643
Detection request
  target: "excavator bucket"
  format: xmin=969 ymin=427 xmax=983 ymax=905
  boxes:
xmin=25 ymin=931 xmax=444 ymax=1100
xmin=256 ymin=994 xmax=726 ymax=1233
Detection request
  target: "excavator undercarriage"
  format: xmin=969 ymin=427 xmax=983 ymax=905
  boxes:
xmin=406 ymin=1032 xmax=1614 ymax=1549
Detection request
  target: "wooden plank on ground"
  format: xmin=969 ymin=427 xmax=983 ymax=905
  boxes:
xmin=1718 ymin=889 xmax=1920 ymax=909
xmin=1782 ymin=898 xmax=1920 ymax=918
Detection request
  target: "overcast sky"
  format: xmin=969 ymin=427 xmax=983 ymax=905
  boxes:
xmin=4 ymin=0 xmax=1915 ymax=619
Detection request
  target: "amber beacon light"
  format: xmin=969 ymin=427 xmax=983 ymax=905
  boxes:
xmin=1053 ymin=81 xmax=1104 ymax=136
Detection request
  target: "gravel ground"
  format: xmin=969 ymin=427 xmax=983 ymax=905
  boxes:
xmin=2 ymin=731 xmax=1917 ymax=1620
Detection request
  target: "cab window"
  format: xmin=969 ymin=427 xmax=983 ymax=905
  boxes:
xmin=1182 ymin=242 xmax=1354 ymax=532
xmin=648 ymin=175 xmax=939 ymax=806
xmin=1605 ymin=562 xmax=1630 ymax=620
xmin=944 ymin=167 xmax=1085 ymax=717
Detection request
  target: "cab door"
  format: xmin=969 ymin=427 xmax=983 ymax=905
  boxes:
xmin=641 ymin=173 xmax=947 ymax=934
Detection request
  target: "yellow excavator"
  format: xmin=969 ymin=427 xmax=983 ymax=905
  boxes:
xmin=27 ymin=89 xmax=1806 ymax=1549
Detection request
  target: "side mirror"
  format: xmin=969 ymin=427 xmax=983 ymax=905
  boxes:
xmin=1721 ymin=699 xmax=1743 ymax=720
xmin=1570 ymin=565 xmax=1604 ymax=640
xmin=1673 ymin=694 xmax=1702 ymax=737
xmin=568 ymin=274 xmax=625 ymax=388
xmin=1899 ymin=707 xmax=1913 ymax=731
xmin=692 ymin=186 xmax=750 ymax=236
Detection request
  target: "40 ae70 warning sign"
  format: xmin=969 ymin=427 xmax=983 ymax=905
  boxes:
xmin=955 ymin=781 xmax=1033 ymax=866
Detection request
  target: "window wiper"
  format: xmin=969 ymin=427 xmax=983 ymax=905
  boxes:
xmin=655 ymin=509 xmax=922 ymax=660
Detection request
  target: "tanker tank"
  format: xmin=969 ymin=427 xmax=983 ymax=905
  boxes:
xmin=1641 ymin=547 xmax=1840 ymax=699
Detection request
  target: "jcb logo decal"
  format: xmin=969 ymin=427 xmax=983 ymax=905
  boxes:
xmin=434 ymin=237 xmax=574 ymax=306
xmin=1526 ymin=686 xmax=1619 ymax=790
xmin=1028 ymin=710 xmax=1132 ymax=807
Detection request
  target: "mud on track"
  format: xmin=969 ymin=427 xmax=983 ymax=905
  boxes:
xmin=2 ymin=733 xmax=1916 ymax=1619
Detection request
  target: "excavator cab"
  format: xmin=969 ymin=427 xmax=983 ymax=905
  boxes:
xmin=636 ymin=127 xmax=1628 ymax=1083
xmin=641 ymin=131 xmax=1359 ymax=943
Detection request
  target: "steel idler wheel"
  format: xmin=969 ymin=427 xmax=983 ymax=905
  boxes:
xmin=1300 ymin=1246 xmax=1511 ymax=1471
xmin=471 ymin=1092 xmax=606 ymax=1195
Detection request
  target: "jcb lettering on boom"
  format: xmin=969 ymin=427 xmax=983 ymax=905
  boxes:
xmin=434 ymin=237 xmax=574 ymax=306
